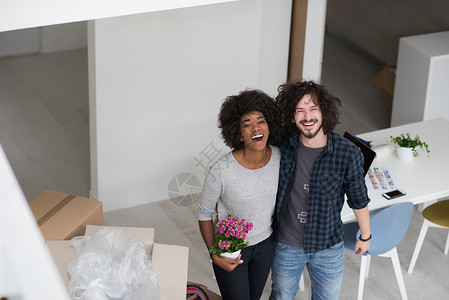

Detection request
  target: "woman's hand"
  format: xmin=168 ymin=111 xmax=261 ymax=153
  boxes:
xmin=211 ymin=253 xmax=243 ymax=272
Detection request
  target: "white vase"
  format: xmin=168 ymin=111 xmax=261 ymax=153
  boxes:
xmin=397 ymin=147 xmax=414 ymax=162
xmin=219 ymin=249 xmax=241 ymax=259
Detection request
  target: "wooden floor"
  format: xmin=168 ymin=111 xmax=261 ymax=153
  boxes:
xmin=1 ymin=34 xmax=448 ymax=299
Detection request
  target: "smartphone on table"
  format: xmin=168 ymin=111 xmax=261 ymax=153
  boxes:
xmin=382 ymin=189 xmax=406 ymax=200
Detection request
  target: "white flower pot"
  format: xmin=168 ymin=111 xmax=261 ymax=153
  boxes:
xmin=397 ymin=147 xmax=414 ymax=162
xmin=219 ymin=249 xmax=241 ymax=259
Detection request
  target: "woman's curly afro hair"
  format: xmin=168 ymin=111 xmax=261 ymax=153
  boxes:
xmin=276 ymin=81 xmax=341 ymax=134
xmin=218 ymin=89 xmax=282 ymax=150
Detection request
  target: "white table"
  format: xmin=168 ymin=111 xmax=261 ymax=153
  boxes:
xmin=341 ymin=118 xmax=449 ymax=223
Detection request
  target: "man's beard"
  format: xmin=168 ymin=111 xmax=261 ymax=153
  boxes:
xmin=299 ymin=121 xmax=322 ymax=139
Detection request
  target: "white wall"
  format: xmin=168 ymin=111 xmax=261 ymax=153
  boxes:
xmin=0 ymin=28 xmax=40 ymax=57
xmin=0 ymin=0 xmax=327 ymax=212
xmin=0 ymin=22 xmax=87 ymax=58
xmin=41 ymin=22 xmax=88 ymax=53
xmin=89 ymin=0 xmax=292 ymax=211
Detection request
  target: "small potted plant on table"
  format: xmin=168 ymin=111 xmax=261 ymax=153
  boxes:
xmin=390 ymin=133 xmax=430 ymax=162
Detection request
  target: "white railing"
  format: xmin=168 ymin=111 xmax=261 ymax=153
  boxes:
xmin=0 ymin=143 xmax=69 ymax=300
xmin=0 ymin=0 xmax=238 ymax=32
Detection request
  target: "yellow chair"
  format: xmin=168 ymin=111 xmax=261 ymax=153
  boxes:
xmin=408 ymin=199 xmax=449 ymax=273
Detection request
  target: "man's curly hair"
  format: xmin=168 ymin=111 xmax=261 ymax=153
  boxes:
xmin=218 ymin=89 xmax=282 ymax=150
xmin=276 ymin=81 xmax=341 ymax=134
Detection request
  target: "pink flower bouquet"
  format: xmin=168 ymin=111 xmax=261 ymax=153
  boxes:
xmin=209 ymin=214 xmax=253 ymax=255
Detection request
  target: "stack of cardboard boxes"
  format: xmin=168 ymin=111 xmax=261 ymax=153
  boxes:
xmin=28 ymin=189 xmax=194 ymax=299
xmin=29 ymin=190 xmax=103 ymax=240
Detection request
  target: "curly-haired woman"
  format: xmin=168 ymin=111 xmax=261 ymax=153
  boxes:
xmin=197 ymin=89 xmax=282 ymax=300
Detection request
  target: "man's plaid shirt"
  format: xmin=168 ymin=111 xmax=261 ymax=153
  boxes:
xmin=273 ymin=132 xmax=370 ymax=253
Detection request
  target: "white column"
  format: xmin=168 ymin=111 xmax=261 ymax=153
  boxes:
xmin=391 ymin=31 xmax=449 ymax=126
xmin=302 ymin=0 xmax=327 ymax=82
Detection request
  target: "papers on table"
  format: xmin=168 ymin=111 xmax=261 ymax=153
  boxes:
xmin=366 ymin=167 xmax=396 ymax=191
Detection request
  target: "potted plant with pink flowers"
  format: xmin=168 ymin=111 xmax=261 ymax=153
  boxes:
xmin=209 ymin=214 xmax=253 ymax=259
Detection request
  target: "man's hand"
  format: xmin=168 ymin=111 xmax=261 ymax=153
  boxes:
xmin=211 ymin=253 xmax=243 ymax=272
xmin=352 ymin=206 xmax=371 ymax=255
xmin=354 ymin=239 xmax=370 ymax=255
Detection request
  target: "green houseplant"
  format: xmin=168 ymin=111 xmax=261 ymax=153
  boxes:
xmin=390 ymin=133 xmax=430 ymax=158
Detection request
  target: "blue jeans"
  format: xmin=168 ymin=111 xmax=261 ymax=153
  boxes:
xmin=270 ymin=241 xmax=344 ymax=300
xmin=213 ymin=235 xmax=275 ymax=300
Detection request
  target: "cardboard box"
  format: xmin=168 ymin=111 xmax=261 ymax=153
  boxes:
xmin=29 ymin=190 xmax=103 ymax=240
xmin=47 ymin=225 xmax=189 ymax=300
xmin=373 ymin=65 xmax=396 ymax=107
xmin=188 ymin=281 xmax=222 ymax=300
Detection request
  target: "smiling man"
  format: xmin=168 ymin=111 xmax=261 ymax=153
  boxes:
xmin=269 ymin=81 xmax=371 ymax=300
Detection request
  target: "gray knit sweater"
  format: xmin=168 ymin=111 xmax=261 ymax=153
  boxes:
xmin=197 ymin=146 xmax=280 ymax=246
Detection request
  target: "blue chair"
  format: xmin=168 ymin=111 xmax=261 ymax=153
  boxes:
xmin=343 ymin=202 xmax=414 ymax=300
